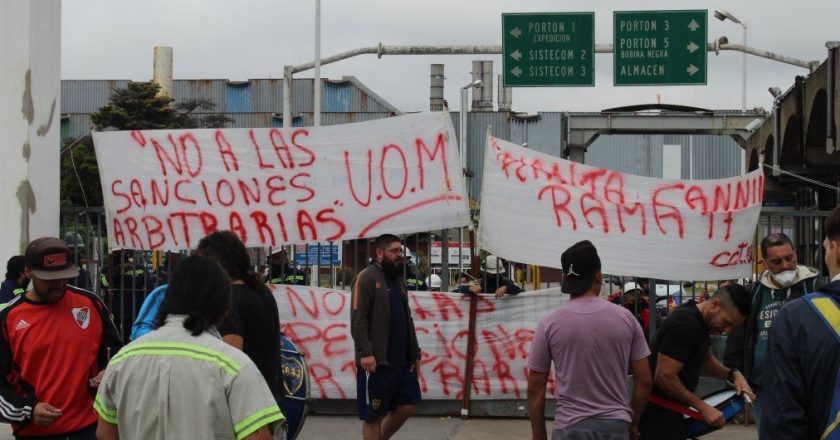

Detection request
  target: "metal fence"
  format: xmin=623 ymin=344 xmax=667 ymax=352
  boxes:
xmin=55 ymin=207 xmax=831 ymax=344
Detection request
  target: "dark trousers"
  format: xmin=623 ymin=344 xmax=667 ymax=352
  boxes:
xmin=15 ymin=423 xmax=97 ymax=440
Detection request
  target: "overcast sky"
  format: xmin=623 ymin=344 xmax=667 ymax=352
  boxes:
xmin=61 ymin=0 xmax=839 ymax=114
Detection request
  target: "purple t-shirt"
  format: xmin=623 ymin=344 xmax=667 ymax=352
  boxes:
xmin=527 ymin=296 xmax=650 ymax=429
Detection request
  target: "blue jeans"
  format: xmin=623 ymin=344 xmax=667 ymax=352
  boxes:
xmin=552 ymin=418 xmax=630 ymax=440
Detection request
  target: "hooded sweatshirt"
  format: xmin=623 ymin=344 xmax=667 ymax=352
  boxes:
xmin=723 ymin=265 xmax=821 ymax=387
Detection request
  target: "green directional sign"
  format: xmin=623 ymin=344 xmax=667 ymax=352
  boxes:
xmin=502 ymin=12 xmax=595 ymax=87
xmin=614 ymin=10 xmax=708 ymax=85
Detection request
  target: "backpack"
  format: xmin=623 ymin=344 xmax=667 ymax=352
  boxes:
xmin=803 ymin=292 xmax=840 ymax=440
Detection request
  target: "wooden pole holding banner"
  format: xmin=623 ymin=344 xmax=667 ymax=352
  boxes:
xmin=460 ymin=227 xmax=479 ymax=419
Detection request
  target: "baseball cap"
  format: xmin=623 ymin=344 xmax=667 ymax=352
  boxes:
xmin=24 ymin=237 xmax=80 ymax=281
xmin=560 ymin=240 xmax=601 ymax=295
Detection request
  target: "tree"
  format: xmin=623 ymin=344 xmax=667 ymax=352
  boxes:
xmin=60 ymin=81 xmax=232 ymax=207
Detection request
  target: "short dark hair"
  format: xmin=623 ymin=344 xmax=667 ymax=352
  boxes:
xmin=761 ymin=232 xmax=794 ymax=257
xmin=5 ymin=256 xmax=24 ymax=280
xmin=826 ymin=205 xmax=840 ymax=242
xmin=713 ymin=283 xmax=751 ymax=317
xmin=374 ymin=234 xmax=401 ymax=250
xmin=158 ymin=255 xmax=231 ymax=336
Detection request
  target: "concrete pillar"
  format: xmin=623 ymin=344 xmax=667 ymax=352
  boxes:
xmin=153 ymin=46 xmax=173 ymax=99
xmin=0 ymin=0 xmax=61 ymax=255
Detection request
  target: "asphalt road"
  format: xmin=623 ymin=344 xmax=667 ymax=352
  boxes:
xmin=0 ymin=416 xmax=759 ymax=439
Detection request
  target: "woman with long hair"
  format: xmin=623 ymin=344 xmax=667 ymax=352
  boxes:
xmin=94 ymin=255 xmax=283 ymax=439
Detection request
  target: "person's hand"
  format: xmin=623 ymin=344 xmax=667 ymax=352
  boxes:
xmin=469 ymin=283 xmax=481 ymax=294
xmin=699 ymin=404 xmax=725 ymax=428
xmin=32 ymin=402 xmax=62 ymax=427
xmin=409 ymin=361 xmax=420 ymax=373
xmin=494 ymin=286 xmax=508 ymax=299
xmin=89 ymin=370 xmax=105 ymax=388
xmin=629 ymin=424 xmax=641 ymax=440
xmin=731 ymin=371 xmax=756 ymax=402
xmin=360 ymin=356 xmax=377 ymax=373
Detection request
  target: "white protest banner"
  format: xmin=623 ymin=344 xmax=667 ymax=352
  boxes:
xmin=92 ymin=112 xmax=469 ymax=250
xmin=273 ymin=285 xmax=567 ymax=400
xmin=479 ymin=136 xmax=763 ymax=281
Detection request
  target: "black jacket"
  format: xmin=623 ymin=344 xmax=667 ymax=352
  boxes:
xmin=722 ymin=266 xmax=820 ymax=380
xmin=759 ymin=278 xmax=840 ymax=440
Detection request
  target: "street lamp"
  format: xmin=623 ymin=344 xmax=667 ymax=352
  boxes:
xmin=715 ymin=10 xmax=747 ymax=113
xmin=458 ymin=79 xmax=482 ymax=278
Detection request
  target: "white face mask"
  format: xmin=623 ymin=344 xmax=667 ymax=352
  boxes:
xmin=772 ymin=269 xmax=797 ymax=288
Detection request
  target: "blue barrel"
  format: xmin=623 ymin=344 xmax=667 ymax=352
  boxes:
xmin=281 ymin=335 xmax=310 ymax=440
xmin=684 ymin=389 xmax=745 ymax=437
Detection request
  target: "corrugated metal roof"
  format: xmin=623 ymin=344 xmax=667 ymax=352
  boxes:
xmin=587 ymin=135 xmax=665 ymax=177
xmin=587 ymin=134 xmax=741 ymax=179
xmin=225 ymin=82 xmax=251 ymax=113
xmin=61 ymin=78 xmax=400 ymax=116
xmin=63 ymin=114 xmax=93 ymax=139
xmin=250 ymin=79 xmax=283 ymax=113
xmin=171 ymin=80 xmax=227 ymax=109
xmin=61 ymin=111 xmax=397 ymax=139
xmin=61 ymin=80 xmax=129 ymax=113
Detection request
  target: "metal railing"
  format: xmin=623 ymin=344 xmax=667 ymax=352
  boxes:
xmin=55 ymin=207 xmax=831 ymax=344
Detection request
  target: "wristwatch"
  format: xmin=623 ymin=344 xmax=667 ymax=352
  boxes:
xmin=727 ymin=368 xmax=740 ymax=382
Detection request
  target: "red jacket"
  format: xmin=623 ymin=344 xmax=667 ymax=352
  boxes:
xmin=0 ymin=287 xmax=122 ymax=436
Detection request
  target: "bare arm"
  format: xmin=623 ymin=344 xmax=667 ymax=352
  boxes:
xmin=700 ymin=349 xmax=728 ymax=379
xmin=243 ymin=426 xmax=272 ymax=440
xmin=629 ymin=357 xmax=652 ymax=438
xmin=96 ymin=419 xmax=119 ymax=440
xmin=527 ymin=370 xmax=548 ymax=440
xmin=655 ymin=354 xmax=725 ymax=428
xmin=701 ymin=351 xmax=755 ymax=400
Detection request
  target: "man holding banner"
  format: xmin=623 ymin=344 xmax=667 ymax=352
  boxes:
xmin=527 ymin=241 xmax=652 ymax=440
xmin=351 ymin=234 xmax=422 ymax=440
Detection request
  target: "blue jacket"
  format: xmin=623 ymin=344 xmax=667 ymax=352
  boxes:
xmin=0 ymin=278 xmax=25 ymax=305
xmin=129 ymin=284 xmax=167 ymax=340
xmin=760 ymin=278 xmax=840 ymax=440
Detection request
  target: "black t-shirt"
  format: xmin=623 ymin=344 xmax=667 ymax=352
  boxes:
xmin=219 ymin=283 xmax=281 ymax=401
xmin=649 ymin=300 xmax=710 ymax=397
xmin=385 ymin=275 xmax=410 ymax=368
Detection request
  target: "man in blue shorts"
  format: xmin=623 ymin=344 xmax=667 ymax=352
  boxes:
xmin=351 ymin=234 xmax=422 ymax=440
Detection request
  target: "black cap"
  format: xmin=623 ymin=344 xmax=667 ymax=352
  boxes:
xmin=24 ymin=237 xmax=79 ymax=281
xmin=560 ymin=240 xmax=601 ymax=295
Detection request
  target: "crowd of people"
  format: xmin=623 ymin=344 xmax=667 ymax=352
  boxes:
xmin=349 ymin=204 xmax=840 ymax=440
xmin=0 ymin=204 xmax=837 ymax=439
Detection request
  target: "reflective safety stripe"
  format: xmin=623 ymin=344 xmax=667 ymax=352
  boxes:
xmin=110 ymin=342 xmax=241 ymax=376
xmin=93 ymin=394 xmax=118 ymax=424
xmin=823 ymin=411 xmax=840 ymax=440
xmin=12 ymin=288 xmax=23 ymax=296
xmin=810 ymin=297 xmax=840 ymax=341
xmin=100 ymin=275 xmax=109 ymax=288
xmin=234 ymin=405 xmax=284 ymax=440
xmin=122 ymin=269 xmax=145 ymax=277
xmin=805 ymin=293 xmax=840 ymax=440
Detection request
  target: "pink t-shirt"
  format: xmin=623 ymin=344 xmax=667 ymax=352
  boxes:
xmin=527 ymin=296 xmax=650 ymax=429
